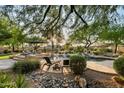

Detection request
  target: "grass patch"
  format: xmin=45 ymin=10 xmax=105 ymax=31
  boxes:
xmin=0 ymin=54 xmax=13 ymax=60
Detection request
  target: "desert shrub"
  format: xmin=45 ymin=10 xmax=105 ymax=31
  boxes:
xmin=70 ymin=55 xmax=86 ymax=75
xmin=0 ymin=72 xmax=13 ymax=88
xmin=3 ymin=50 xmax=11 ymax=54
xmin=105 ymin=48 xmax=113 ymax=53
xmin=15 ymin=74 xmax=27 ymax=88
xmin=93 ymin=51 xmax=99 ymax=55
xmin=0 ymin=72 xmax=28 ymax=88
xmin=74 ymin=46 xmax=84 ymax=53
xmin=113 ymin=56 xmax=124 ymax=77
xmin=93 ymin=48 xmax=109 ymax=55
xmin=14 ymin=50 xmax=20 ymax=53
xmin=12 ymin=60 xmax=40 ymax=74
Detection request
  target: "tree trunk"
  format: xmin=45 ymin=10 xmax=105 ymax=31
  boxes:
xmin=114 ymin=43 xmax=118 ymax=54
xmin=12 ymin=45 xmax=15 ymax=52
xmin=51 ymin=30 xmax=54 ymax=58
xmin=51 ymin=39 xmax=54 ymax=58
xmin=21 ymin=43 xmax=24 ymax=51
xmin=84 ymin=43 xmax=91 ymax=54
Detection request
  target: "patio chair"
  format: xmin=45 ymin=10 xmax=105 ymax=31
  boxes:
xmin=39 ymin=57 xmax=52 ymax=74
xmin=43 ymin=57 xmax=52 ymax=65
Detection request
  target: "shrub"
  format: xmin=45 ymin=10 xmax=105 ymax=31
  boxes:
xmin=0 ymin=72 xmax=13 ymax=88
xmin=93 ymin=48 xmax=110 ymax=55
xmin=93 ymin=51 xmax=100 ymax=55
xmin=105 ymin=48 xmax=113 ymax=53
xmin=12 ymin=60 xmax=40 ymax=74
xmin=74 ymin=46 xmax=84 ymax=53
xmin=0 ymin=72 xmax=28 ymax=88
xmin=3 ymin=50 xmax=11 ymax=54
xmin=113 ymin=56 xmax=124 ymax=77
xmin=70 ymin=55 xmax=86 ymax=75
xmin=112 ymin=76 xmax=124 ymax=85
xmin=15 ymin=74 xmax=27 ymax=88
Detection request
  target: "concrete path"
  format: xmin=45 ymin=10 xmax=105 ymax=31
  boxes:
xmin=0 ymin=59 xmax=117 ymax=75
xmin=0 ymin=59 xmax=16 ymax=70
xmin=87 ymin=61 xmax=117 ymax=75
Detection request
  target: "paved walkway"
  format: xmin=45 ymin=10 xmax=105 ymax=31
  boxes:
xmin=0 ymin=59 xmax=16 ymax=70
xmin=0 ymin=59 xmax=117 ymax=75
xmin=87 ymin=61 xmax=117 ymax=75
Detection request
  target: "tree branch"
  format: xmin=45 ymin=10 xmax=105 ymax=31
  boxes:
xmin=49 ymin=5 xmax=62 ymax=30
xmin=61 ymin=5 xmax=74 ymax=26
xmin=73 ymin=6 xmax=88 ymax=26
xmin=36 ymin=5 xmax=51 ymax=24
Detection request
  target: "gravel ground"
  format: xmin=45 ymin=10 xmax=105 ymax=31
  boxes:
xmin=26 ymin=71 xmax=82 ymax=88
xmin=26 ymin=69 xmax=119 ymax=88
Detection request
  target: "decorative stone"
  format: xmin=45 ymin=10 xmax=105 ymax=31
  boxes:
xmin=26 ymin=71 xmax=87 ymax=88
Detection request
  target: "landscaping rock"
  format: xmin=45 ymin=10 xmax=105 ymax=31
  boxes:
xmin=26 ymin=71 xmax=86 ymax=88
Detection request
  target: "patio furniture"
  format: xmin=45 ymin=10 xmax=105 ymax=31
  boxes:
xmin=60 ymin=57 xmax=72 ymax=75
xmin=43 ymin=57 xmax=52 ymax=65
xmin=41 ymin=57 xmax=59 ymax=72
xmin=52 ymin=63 xmax=61 ymax=71
xmin=40 ymin=57 xmax=53 ymax=73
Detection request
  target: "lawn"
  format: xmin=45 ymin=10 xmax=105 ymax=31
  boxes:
xmin=0 ymin=54 xmax=13 ymax=60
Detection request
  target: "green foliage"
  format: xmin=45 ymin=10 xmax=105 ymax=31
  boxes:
xmin=70 ymin=55 xmax=86 ymax=75
xmin=63 ymin=43 xmax=72 ymax=51
xmin=93 ymin=48 xmax=104 ymax=55
xmin=113 ymin=56 xmax=124 ymax=77
xmin=100 ymin=26 xmax=124 ymax=44
xmin=0 ymin=72 xmax=28 ymax=88
xmin=0 ymin=17 xmax=12 ymax=42
xmin=105 ymin=48 xmax=113 ymax=53
xmin=69 ymin=22 xmax=101 ymax=49
xmin=100 ymin=26 xmax=124 ymax=53
xmin=26 ymin=36 xmax=44 ymax=43
xmin=74 ymin=46 xmax=84 ymax=53
xmin=0 ymin=17 xmax=26 ymax=51
xmin=12 ymin=60 xmax=40 ymax=74
xmin=3 ymin=49 xmax=11 ymax=54
xmin=4 ymin=26 xmax=26 ymax=48
xmin=0 ymin=30 xmax=12 ymax=41
xmin=15 ymin=74 xmax=27 ymax=88
xmin=93 ymin=48 xmax=113 ymax=55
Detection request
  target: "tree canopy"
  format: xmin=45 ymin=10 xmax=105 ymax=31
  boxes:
xmin=100 ymin=25 xmax=124 ymax=53
xmin=0 ymin=5 xmax=124 ymax=53
xmin=0 ymin=5 xmax=121 ymax=34
xmin=0 ymin=17 xmax=12 ymax=41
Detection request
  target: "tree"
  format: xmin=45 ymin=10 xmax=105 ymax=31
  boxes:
xmin=0 ymin=5 xmax=122 ymax=54
xmin=69 ymin=22 xmax=102 ymax=51
xmin=0 ymin=17 xmax=12 ymax=42
xmin=100 ymin=25 xmax=124 ymax=54
xmin=2 ymin=24 xmax=26 ymax=52
xmin=9 ymin=27 xmax=26 ymax=52
xmin=25 ymin=36 xmax=46 ymax=53
xmin=0 ymin=5 xmax=119 ymax=34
